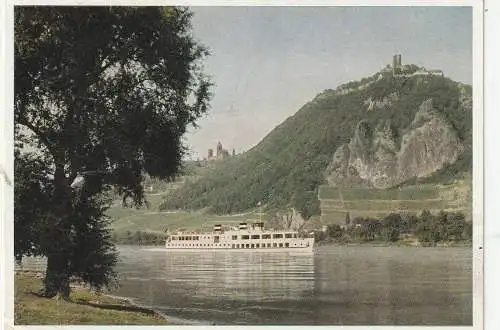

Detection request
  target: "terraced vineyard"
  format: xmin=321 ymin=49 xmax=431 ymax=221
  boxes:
xmin=318 ymin=183 xmax=471 ymax=224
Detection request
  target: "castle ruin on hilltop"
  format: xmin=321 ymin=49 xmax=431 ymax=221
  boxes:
xmin=333 ymin=54 xmax=445 ymax=97
xmin=206 ymin=141 xmax=234 ymax=161
xmin=391 ymin=53 xmax=443 ymax=78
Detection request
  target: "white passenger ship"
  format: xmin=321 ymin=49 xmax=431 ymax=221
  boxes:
xmin=165 ymin=221 xmax=314 ymax=252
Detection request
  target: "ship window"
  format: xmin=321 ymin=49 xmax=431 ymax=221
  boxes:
xmin=285 ymin=233 xmax=293 ymax=238
xmin=267 ymin=243 xmax=271 ymax=247
xmin=262 ymin=234 xmax=271 ymax=239
xmin=251 ymin=235 xmax=260 ymax=239
xmin=286 ymin=243 xmax=290 ymax=247
xmin=294 ymin=234 xmax=297 ymax=238
xmin=172 ymin=237 xmax=177 ymax=240
xmin=241 ymin=235 xmax=250 ymax=240
xmin=273 ymin=243 xmax=277 ymax=247
xmin=273 ymin=234 xmax=283 ymax=239
xmin=232 ymin=235 xmax=238 ymax=240
xmin=232 ymin=244 xmax=235 ymax=248
xmin=279 ymin=243 xmax=283 ymax=247
xmin=256 ymin=244 xmax=260 ymax=248
xmin=246 ymin=244 xmax=250 ymax=248
xmin=195 ymin=236 xmax=199 ymax=240
xmin=251 ymin=244 xmax=255 ymax=248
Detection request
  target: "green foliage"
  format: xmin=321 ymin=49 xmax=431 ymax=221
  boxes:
xmin=14 ymin=151 xmax=54 ymax=260
xmin=316 ymin=209 xmax=471 ymax=245
xmin=111 ymin=230 xmax=166 ymax=245
xmin=68 ymin=196 xmax=118 ymax=292
xmin=161 ymin=67 xmax=471 ymax=219
xmin=14 ymin=6 xmax=210 ymax=298
xmin=382 ymin=213 xmax=402 ymax=242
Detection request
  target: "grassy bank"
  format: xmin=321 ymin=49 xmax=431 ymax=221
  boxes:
xmin=107 ymin=195 xmax=257 ymax=235
xmin=15 ymin=272 xmax=168 ymax=325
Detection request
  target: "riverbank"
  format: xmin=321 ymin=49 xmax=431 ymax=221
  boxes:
xmin=14 ymin=272 xmax=168 ymax=325
xmin=315 ymin=239 xmax=473 ymax=248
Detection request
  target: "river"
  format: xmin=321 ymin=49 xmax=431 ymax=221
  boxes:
xmin=110 ymin=245 xmax=472 ymax=325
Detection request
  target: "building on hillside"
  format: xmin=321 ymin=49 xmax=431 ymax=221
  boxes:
xmin=207 ymin=141 xmax=233 ymax=161
xmin=391 ymin=53 xmax=444 ymax=78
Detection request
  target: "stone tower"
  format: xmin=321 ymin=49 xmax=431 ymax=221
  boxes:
xmin=216 ymin=141 xmax=223 ymax=158
xmin=392 ymin=54 xmax=402 ymax=75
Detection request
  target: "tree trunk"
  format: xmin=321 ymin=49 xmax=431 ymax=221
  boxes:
xmin=43 ymin=163 xmax=72 ymax=299
xmin=43 ymin=252 xmax=70 ymax=299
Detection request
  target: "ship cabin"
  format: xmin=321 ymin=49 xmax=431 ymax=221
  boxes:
xmin=165 ymin=222 xmax=312 ymax=249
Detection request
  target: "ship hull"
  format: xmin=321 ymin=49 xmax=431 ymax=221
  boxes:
xmin=164 ymin=245 xmax=314 ymax=253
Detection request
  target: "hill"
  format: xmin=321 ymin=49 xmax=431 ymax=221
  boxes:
xmin=160 ymin=62 xmax=472 ymax=219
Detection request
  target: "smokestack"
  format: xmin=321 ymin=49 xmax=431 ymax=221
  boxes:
xmin=238 ymin=222 xmax=248 ymax=230
xmin=214 ymin=224 xmax=222 ymax=232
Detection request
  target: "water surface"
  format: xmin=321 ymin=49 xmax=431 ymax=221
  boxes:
xmin=112 ymin=245 xmax=472 ymax=325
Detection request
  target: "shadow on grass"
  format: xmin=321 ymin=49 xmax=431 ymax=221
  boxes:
xmin=29 ymin=291 xmax=47 ymax=298
xmin=27 ymin=291 xmax=158 ymax=316
xmin=73 ymin=300 xmax=157 ymax=316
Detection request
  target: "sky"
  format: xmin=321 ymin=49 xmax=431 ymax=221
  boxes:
xmin=183 ymin=6 xmax=473 ymax=160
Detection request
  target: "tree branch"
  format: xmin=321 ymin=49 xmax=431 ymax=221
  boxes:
xmin=15 ymin=115 xmax=60 ymax=165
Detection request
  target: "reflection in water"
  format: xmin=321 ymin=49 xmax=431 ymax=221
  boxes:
xmin=19 ymin=246 xmax=471 ymax=325
xmin=115 ymin=249 xmax=315 ymax=324
xmin=113 ymin=246 xmax=471 ymax=325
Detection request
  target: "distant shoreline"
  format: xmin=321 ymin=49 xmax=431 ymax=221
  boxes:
xmin=315 ymin=240 xmax=473 ymax=248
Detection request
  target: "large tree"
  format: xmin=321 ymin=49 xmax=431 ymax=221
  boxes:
xmin=14 ymin=6 xmax=211 ymax=298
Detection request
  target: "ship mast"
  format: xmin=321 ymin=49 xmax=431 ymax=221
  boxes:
xmin=257 ymin=201 xmax=263 ymax=222
xmin=255 ymin=201 xmax=265 ymax=230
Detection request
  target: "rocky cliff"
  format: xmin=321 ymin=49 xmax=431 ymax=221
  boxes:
xmin=326 ymin=99 xmax=464 ymax=188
